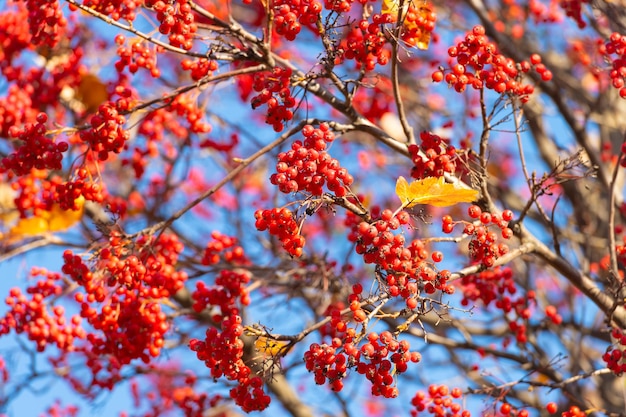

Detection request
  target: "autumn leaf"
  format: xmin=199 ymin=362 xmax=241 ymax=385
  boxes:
xmin=382 ymin=0 xmax=434 ymax=50
xmin=395 ymin=176 xmax=479 ymax=208
xmin=382 ymin=0 xmax=400 ymax=15
xmin=76 ymin=73 xmax=108 ymax=114
xmin=8 ymin=196 xmax=85 ymax=237
xmin=254 ymin=336 xmax=291 ymax=357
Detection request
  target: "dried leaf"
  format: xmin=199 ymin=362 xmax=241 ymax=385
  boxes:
xmin=396 ymin=176 xmax=478 ymax=208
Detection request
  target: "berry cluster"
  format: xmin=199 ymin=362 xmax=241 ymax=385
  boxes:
xmin=74 ymin=0 xmax=138 ymax=21
xmin=61 ymin=233 xmax=187 ymax=364
xmin=181 ymin=58 xmax=218 ymax=81
xmin=201 ymin=231 xmax=249 ymax=266
xmin=127 ymin=367 xmax=223 ymax=417
xmin=559 ymin=0 xmax=588 ymax=28
xmin=304 ymin=330 xmax=420 ymax=397
xmin=271 ymin=123 xmax=353 ymax=196
xmin=114 ymin=35 xmax=161 ymax=78
xmin=250 ymin=67 xmax=296 ymax=132
xmin=10 ymin=172 xmax=49 ymax=217
xmin=0 ymin=269 xmax=86 ymax=352
xmin=79 ymin=103 xmax=130 ymax=161
xmin=189 ymin=268 xmax=269 ymax=411
xmin=318 ymin=301 xmax=349 ymax=340
xmin=443 ymin=206 xmax=513 ymax=268
xmin=408 ymin=131 xmax=457 ymax=180
xmin=603 ymin=327 xmax=626 ymax=375
xmin=167 ymin=93 xmax=212 ymax=134
xmin=544 ymin=304 xmax=563 ymax=325
xmin=25 ymin=0 xmax=67 ymax=47
xmin=347 ymin=208 xmax=456 ymax=306
xmin=191 ymin=270 xmax=252 ymax=316
xmin=460 ymin=267 xmax=535 ymax=344
xmin=147 ymin=0 xmax=197 ymax=50
xmin=410 ymin=385 xmax=468 ymax=417
xmin=255 ymin=207 xmax=305 ymax=257
xmin=1 ymin=113 xmax=68 ymax=176
xmin=0 ymin=6 xmax=32 ymax=67
xmin=324 ymin=0 xmax=353 ymax=13
xmin=304 ymin=342 xmax=348 ymax=392
xmin=432 ymin=26 xmax=551 ymax=99
xmin=272 ymin=0 xmax=322 ymax=41
xmin=598 ymin=32 xmax=626 ymax=98
xmin=337 ymin=15 xmax=392 ymax=71
xmin=0 ymin=85 xmax=37 ymax=138
xmin=400 ymin=2 xmax=437 ymax=49
xmin=352 ymin=331 xmax=420 ymax=397
xmin=54 ymin=168 xmax=105 ymax=210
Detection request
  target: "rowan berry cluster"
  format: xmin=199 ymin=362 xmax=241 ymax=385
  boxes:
xmin=410 ymin=384 xmax=468 ymax=417
xmin=0 ymin=86 xmax=37 ymax=138
xmin=79 ymin=103 xmax=130 ymax=161
xmin=272 ymin=0 xmax=322 ymax=41
xmin=189 ymin=270 xmax=269 ymax=411
xmin=75 ymin=0 xmax=138 ymax=21
xmin=602 ymin=327 xmax=626 ymax=375
xmin=10 ymin=170 xmax=56 ymax=217
xmin=408 ymin=131 xmax=457 ymax=180
xmin=271 ymin=124 xmax=353 ymax=196
xmin=181 ymin=58 xmax=218 ymax=81
xmin=115 ymin=35 xmax=161 ymax=78
xmin=128 ymin=369 xmax=223 ymax=417
xmin=560 ymin=0 xmax=588 ymax=28
xmin=337 ymin=15 xmax=392 ymax=70
xmin=255 ymin=207 xmax=305 ymax=257
xmin=54 ymin=168 xmax=105 ymax=210
xmin=146 ymin=0 xmax=197 ymax=50
xmin=324 ymin=0 xmax=354 ymax=13
xmin=353 ymin=331 xmax=420 ymax=397
xmin=304 ymin=342 xmax=349 ymax=392
xmin=24 ymin=0 xmax=67 ymax=47
xmin=432 ymin=26 xmax=551 ymax=99
xmin=191 ymin=270 xmax=251 ymax=316
xmin=250 ymin=67 xmax=295 ymax=132
xmin=1 ymin=113 xmax=68 ymax=176
xmin=304 ymin=329 xmax=420 ymax=397
xmin=460 ymin=266 xmax=534 ymax=343
xmin=167 ymin=94 xmax=212 ymax=133
xmin=61 ymin=233 xmax=187 ymax=363
xmin=443 ymin=206 xmax=513 ymax=268
xmin=202 ymin=231 xmax=249 ymax=266
xmin=0 ymin=6 xmax=31 ymax=67
xmin=319 ymin=301 xmax=349 ymax=340
xmin=0 ymin=269 xmax=85 ymax=352
xmin=544 ymin=304 xmax=563 ymax=325
xmin=598 ymin=32 xmax=626 ymax=98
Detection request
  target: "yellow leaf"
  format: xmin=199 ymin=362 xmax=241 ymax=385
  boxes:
xmin=382 ymin=0 xmax=399 ymax=15
xmin=48 ymin=196 xmax=85 ymax=231
xmin=254 ymin=336 xmax=290 ymax=357
xmin=8 ymin=196 xmax=85 ymax=237
xmin=396 ymin=176 xmax=479 ymax=208
xmin=415 ymin=30 xmax=431 ymax=51
xmin=9 ymin=217 xmax=49 ymax=236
